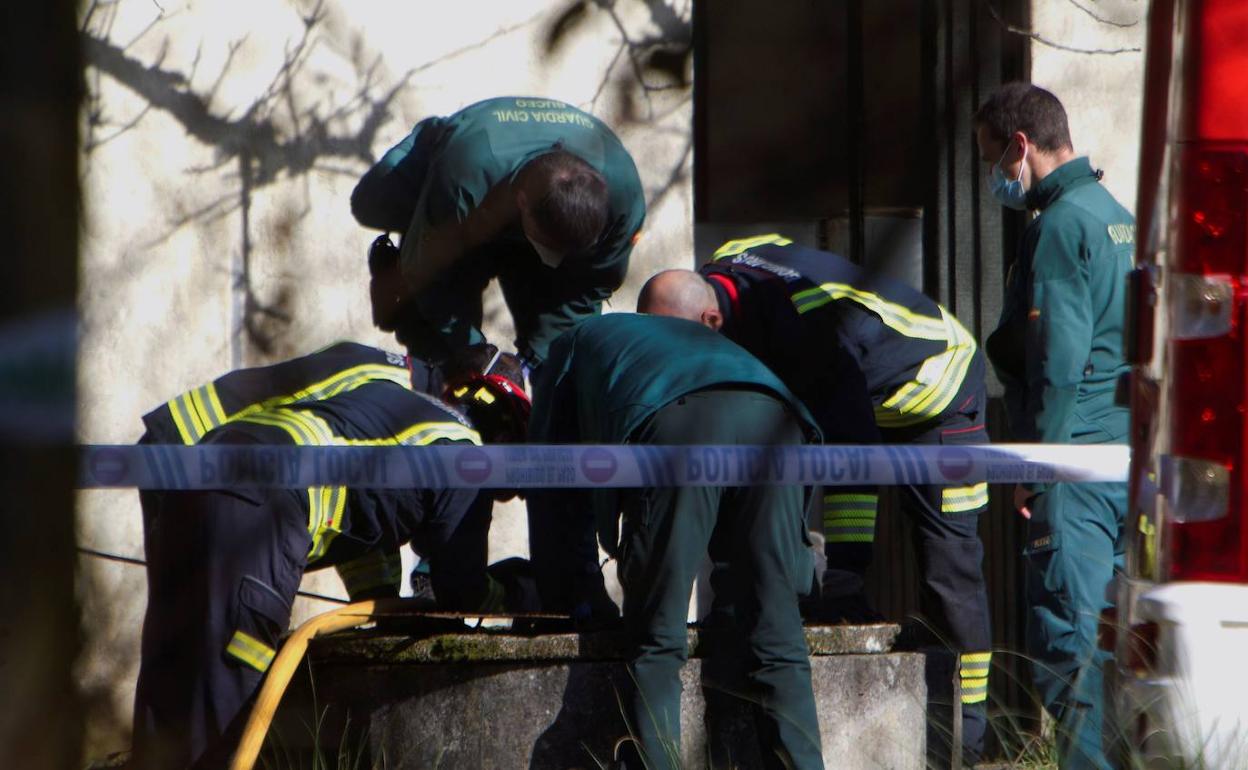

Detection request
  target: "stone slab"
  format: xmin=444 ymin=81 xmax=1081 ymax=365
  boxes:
xmin=271 ymin=625 xmax=924 ymax=769
xmin=307 ymin=623 xmax=901 ymax=665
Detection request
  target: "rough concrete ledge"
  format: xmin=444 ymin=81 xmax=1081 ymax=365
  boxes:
xmin=273 ymin=624 xmax=924 ymax=769
xmin=307 ymin=622 xmax=900 ymax=665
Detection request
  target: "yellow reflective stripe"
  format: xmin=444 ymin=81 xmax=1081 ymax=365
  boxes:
xmin=308 ymin=484 xmax=347 ymax=562
xmin=825 ymin=533 xmax=875 ymax=543
xmin=203 ymin=383 xmax=228 ymax=425
xmin=875 ymin=309 xmax=978 ymax=428
xmin=191 ymin=385 xmax=226 ymax=433
xmin=167 ymin=396 xmax=199 ymax=445
xmin=236 ymin=411 xmax=317 ymax=445
xmin=341 ymin=421 xmax=482 ymax=448
xmin=792 ymin=283 xmax=947 ymax=339
xmin=960 ymin=681 xmax=989 ymax=704
xmin=711 ymin=233 xmax=793 ymax=260
xmin=282 ymin=409 xmax=336 ymax=445
xmin=943 ymin=482 xmax=989 ymax=514
xmin=898 ymin=312 xmax=976 ymax=417
xmin=225 ymin=629 xmax=275 ymax=672
xmin=290 ymin=405 xmax=349 ymax=561
xmin=336 ymin=551 xmax=403 ymax=598
xmin=163 ymin=361 xmax=410 ymax=445
xmin=823 ymin=492 xmax=877 ymax=539
xmin=176 ymin=393 xmax=209 ymax=443
xmin=227 ymin=364 xmax=412 ymax=421
xmin=305 ymin=488 xmax=323 ymax=546
xmin=960 ymin=649 xmax=990 ymax=703
xmin=232 ymin=407 xmax=470 ymax=560
xmin=960 ymin=651 xmax=992 ymax=680
xmin=958 ymin=653 xmax=988 ymax=673
xmin=822 ymin=493 xmax=877 ymax=505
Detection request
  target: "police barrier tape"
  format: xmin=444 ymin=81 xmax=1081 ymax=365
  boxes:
xmin=77 ymin=443 xmax=1129 ymax=490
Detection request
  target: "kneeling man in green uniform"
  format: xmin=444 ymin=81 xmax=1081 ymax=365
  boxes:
xmin=528 ymin=313 xmax=825 ymax=770
xmin=353 ymin=96 xmax=645 ymax=371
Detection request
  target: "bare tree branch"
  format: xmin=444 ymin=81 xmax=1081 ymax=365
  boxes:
xmin=1066 ymin=0 xmax=1140 ymax=28
xmin=82 ymin=104 xmax=153 ymax=152
xmin=985 ymin=0 xmax=1141 ymax=54
xmin=589 ymin=42 xmax=628 ymax=113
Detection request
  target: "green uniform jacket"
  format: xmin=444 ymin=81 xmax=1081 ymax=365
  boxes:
xmin=986 ymin=157 xmax=1134 ymax=455
xmin=352 ymin=97 xmax=645 ymax=363
xmin=531 ymin=313 xmax=819 ymax=552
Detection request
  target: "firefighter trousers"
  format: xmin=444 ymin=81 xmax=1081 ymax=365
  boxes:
xmin=132 ymin=488 xmax=310 ymax=770
xmin=132 ymin=486 xmax=498 ymax=769
xmin=825 ymin=392 xmax=993 ymax=762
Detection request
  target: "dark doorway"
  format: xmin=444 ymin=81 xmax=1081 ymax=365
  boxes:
xmin=692 ymin=0 xmax=1037 ymax=751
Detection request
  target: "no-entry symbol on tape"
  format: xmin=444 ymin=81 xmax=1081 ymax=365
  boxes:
xmin=90 ymin=448 xmax=129 ymax=486
xmin=937 ymin=447 xmax=974 ymax=482
xmin=580 ymin=447 xmax=618 ymax=484
xmin=455 ymin=448 xmax=492 ymax=485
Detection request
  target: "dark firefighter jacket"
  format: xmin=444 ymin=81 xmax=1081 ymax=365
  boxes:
xmin=702 ymin=235 xmax=981 ymax=436
xmin=139 ymin=342 xmax=460 ymax=598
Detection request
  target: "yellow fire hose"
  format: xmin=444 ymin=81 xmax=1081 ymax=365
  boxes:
xmin=228 ymin=597 xmax=407 ymax=770
xmin=227 ymin=599 xmax=569 ymax=770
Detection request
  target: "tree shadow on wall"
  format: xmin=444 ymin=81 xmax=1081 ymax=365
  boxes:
xmin=546 ymin=0 xmax=694 ymax=214
xmin=82 ymin=0 xmax=697 ymax=357
xmin=80 ymin=0 xmax=544 ymax=355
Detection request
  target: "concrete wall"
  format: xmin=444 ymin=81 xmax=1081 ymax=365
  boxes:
xmin=1029 ymin=0 xmax=1147 ymax=209
xmin=76 ymin=0 xmax=692 ymax=754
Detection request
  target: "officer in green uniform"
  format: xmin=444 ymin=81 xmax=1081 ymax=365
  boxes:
xmin=352 ymin=96 xmax=645 ymax=370
xmin=976 ymin=83 xmax=1134 ymax=770
xmin=529 ymin=313 xmax=824 ymax=770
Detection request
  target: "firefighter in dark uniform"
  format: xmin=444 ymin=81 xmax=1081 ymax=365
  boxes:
xmin=529 ymin=313 xmax=825 ymax=770
xmin=137 ymin=340 xmax=444 ymax=599
xmin=352 ymin=96 xmax=645 ymax=371
xmin=131 ymin=348 xmax=530 ymax=770
xmin=638 ymin=235 xmax=993 ymax=763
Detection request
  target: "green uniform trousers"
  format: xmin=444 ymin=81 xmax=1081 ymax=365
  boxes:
xmin=617 ymin=389 xmax=824 ymax=770
xmin=1025 ymin=480 xmax=1126 ymax=770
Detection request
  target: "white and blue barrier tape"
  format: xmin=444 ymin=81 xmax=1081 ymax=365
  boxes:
xmin=78 ymin=443 xmax=1129 ymax=490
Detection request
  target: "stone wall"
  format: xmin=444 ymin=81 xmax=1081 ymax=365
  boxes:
xmin=1028 ymin=0 xmax=1147 ymax=207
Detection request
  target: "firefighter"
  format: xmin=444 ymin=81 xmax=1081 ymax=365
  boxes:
xmin=352 ymin=96 xmax=645 ymax=372
xmin=130 ymin=346 xmax=530 ymax=770
xmin=528 ymin=313 xmax=824 ymax=770
xmin=137 ymin=340 xmax=442 ymax=599
xmin=638 ymin=236 xmax=993 ymax=764
xmin=976 ymin=83 xmax=1133 ymax=770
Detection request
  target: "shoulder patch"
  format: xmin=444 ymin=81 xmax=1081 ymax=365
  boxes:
xmin=1107 ymin=223 xmax=1135 ymax=245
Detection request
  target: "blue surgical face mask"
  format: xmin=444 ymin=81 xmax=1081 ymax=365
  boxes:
xmin=989 ymin=141 xmax=1029 ymax=211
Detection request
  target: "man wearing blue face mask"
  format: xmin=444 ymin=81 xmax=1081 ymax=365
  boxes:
xmin=975 ymin=83 xmax=1134 ymax=770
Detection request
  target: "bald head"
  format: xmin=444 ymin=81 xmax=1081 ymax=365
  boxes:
xmin=637 ymin=269 xmax=723 ymax=331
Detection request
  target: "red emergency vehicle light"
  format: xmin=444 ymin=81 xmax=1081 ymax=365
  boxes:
xmin=1157 ymin=0 xmax=1248 ymax=583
